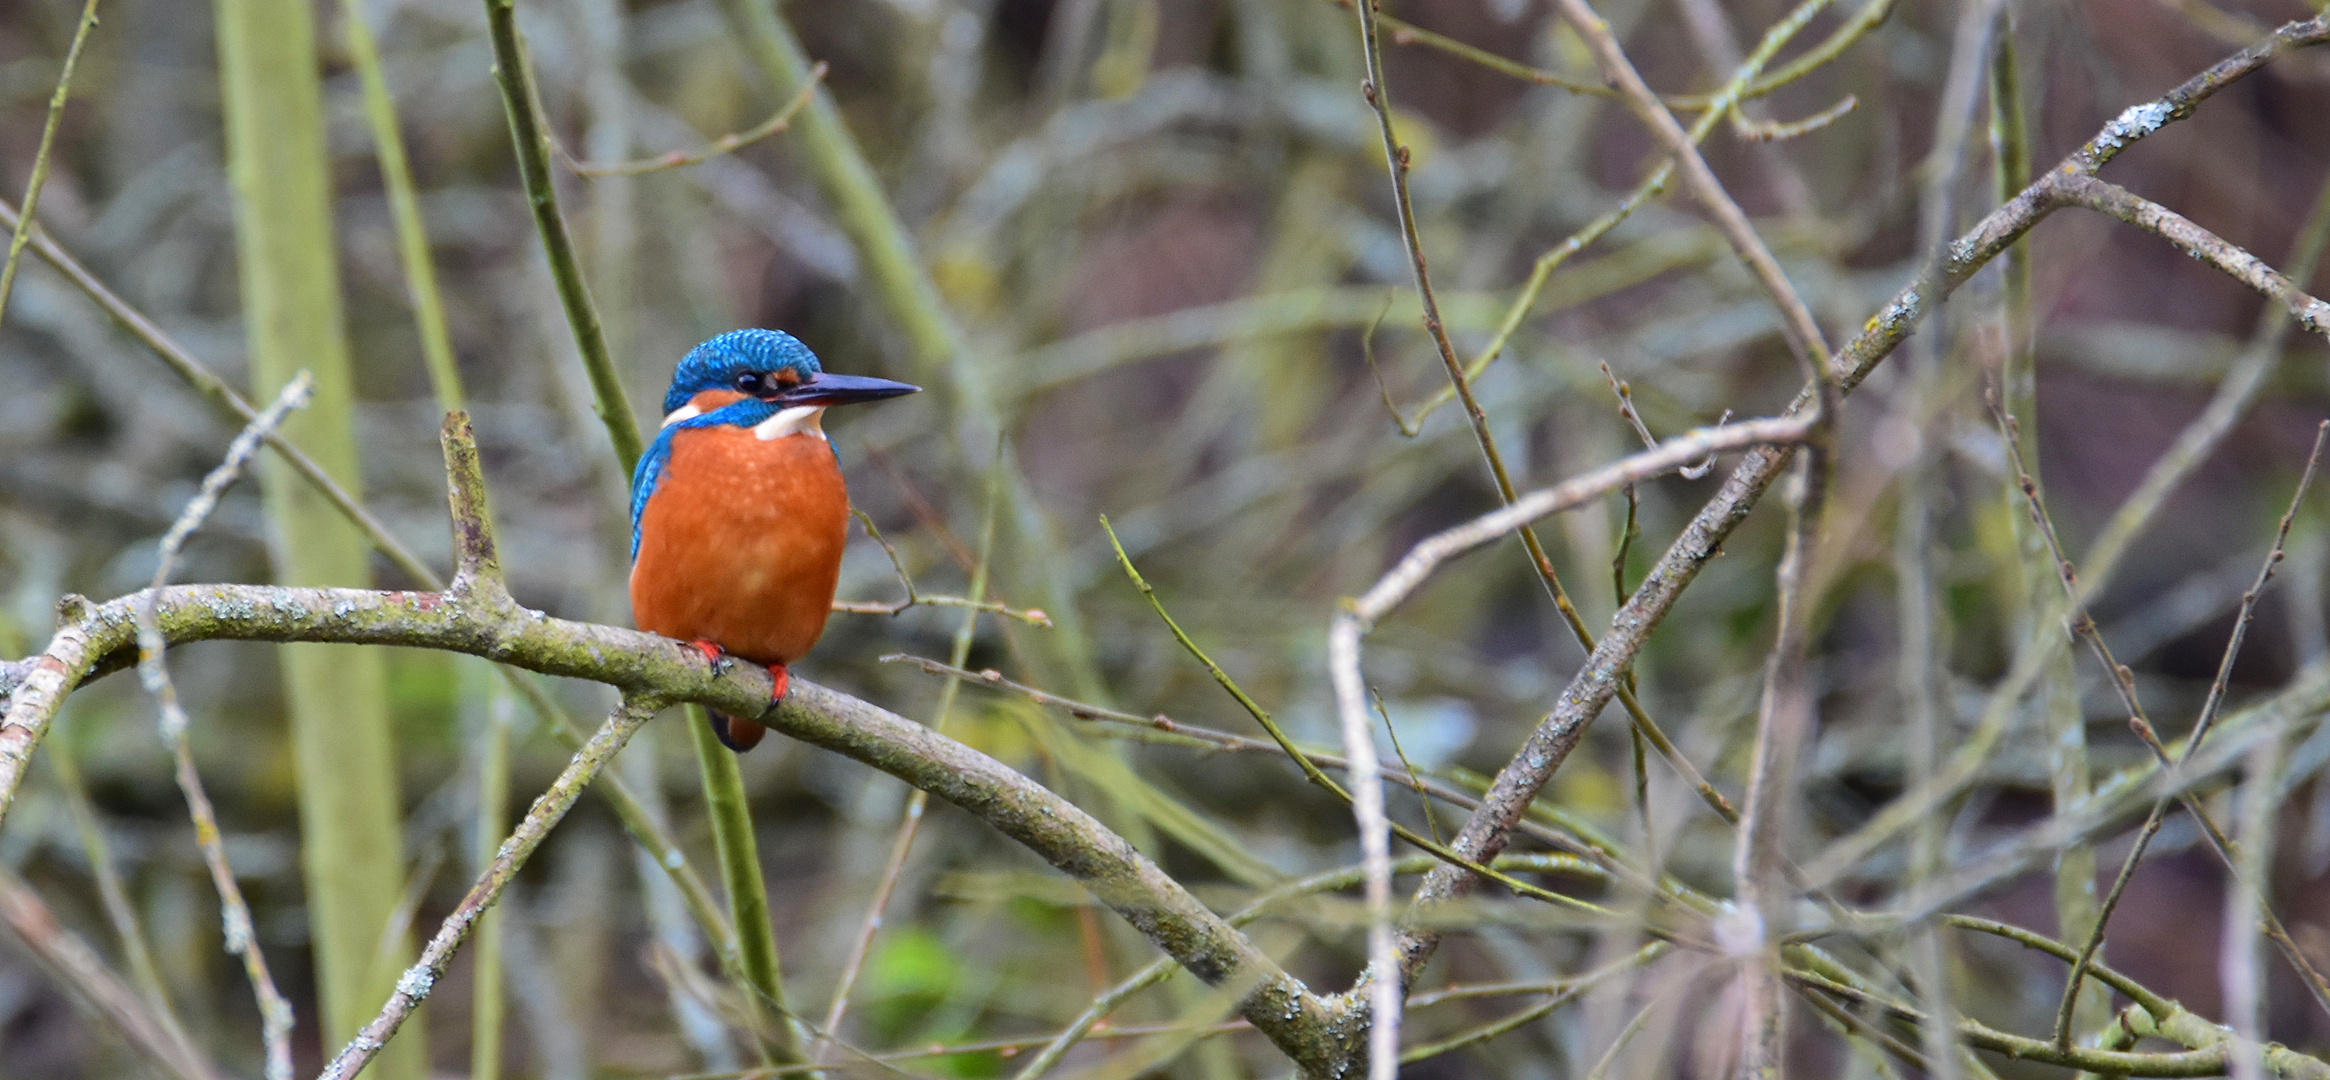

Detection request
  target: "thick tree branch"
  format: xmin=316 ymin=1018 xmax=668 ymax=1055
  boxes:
xmin=0 ymin=592 xmax=1350 ymax=1075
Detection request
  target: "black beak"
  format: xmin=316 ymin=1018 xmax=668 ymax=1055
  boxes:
xmin=780 ymin=372 xmax=920 ymax=407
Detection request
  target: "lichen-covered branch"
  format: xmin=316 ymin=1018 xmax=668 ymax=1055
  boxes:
xmin=316 ymin=695 xmax=660 ymax=1080
xmin=0 ymin=579 xmax=1353 ymax=1075
xmin=2051 ymin=174 xmax=2330 ymax=338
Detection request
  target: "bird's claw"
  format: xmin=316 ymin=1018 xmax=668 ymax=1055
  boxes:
xmin=687 ymin=639 xmax=734 ymax=675
xmin=765 ymin=662 xmax=790 ymax=706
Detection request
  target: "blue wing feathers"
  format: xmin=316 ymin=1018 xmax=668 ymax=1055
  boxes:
xmin=629 ymin=426 xmax=675 ymax=560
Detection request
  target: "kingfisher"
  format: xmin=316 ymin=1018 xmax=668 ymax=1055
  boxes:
xmin=630 ymin=328 xmax=919 ymax=751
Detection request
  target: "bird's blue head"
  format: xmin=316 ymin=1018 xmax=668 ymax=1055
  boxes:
xmin=631 ymin=329 xmax=919 ymax=558
xmin=660 ymin=328 xmax=917 ymax=417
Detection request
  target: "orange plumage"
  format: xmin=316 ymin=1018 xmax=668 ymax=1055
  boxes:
xmin=629 ymin=330 xmax=918 ymax=752
xmin=631 ymin=394 xmax=850 ymax=657
xmin=630 ymin=395 xmax=849 ymax=749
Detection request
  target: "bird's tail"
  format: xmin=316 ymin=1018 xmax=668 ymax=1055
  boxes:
xmin=708 ymin=711 xmax=767 ymax=752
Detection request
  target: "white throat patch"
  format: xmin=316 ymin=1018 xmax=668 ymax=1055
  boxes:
xmin=660 ymin=403 xmax=703 ymax=428
xmin=753 ymin=405 xmax=827 ymax=442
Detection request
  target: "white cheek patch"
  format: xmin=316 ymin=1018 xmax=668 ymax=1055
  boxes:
xmin=660 ymin=403 xmax=704 ymax=428
xmin=753 ymin=405 xmax=827 ymax=442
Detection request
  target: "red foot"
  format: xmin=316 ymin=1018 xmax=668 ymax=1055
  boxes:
xmin=765 ymin=662 xmax=790 ymax=705
xmin=686 ymin=638 xmax=733 ymax=674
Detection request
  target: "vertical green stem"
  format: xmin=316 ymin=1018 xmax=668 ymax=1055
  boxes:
xmin=341 ymin=9 xmax=511 ymax=1068
xmin=0 ymin=0 xmax=100 ymax=333
xmin=480 ymin=0 xmax=641 ymax=469
xmin=1990 ymin=24 xmax=2105 ymax=1037
xmin=703 ymin=2 xmax=1117 ymax=705
xmin=472 ymin=0 xmax=795 ymax=1050
xmin=212 ymin=0 xmax=420 ymax=1071
xmin=688 ymin=708 xmax=801 ymax=1062
xmin=341 ymin=0 xmax=463 ymax=414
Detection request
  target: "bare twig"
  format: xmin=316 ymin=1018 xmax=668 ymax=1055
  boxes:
xmin=832 ymin=507 xmax=1051 ymax=625
xmin=2029 ymin=419 xmax=2330 ymax=1035
xmin=1410 ymin=13 xmax=2330 ymax=989
xmin=2052 ymin=175 xmax=2330 ymax=340
xmin=137 ymin=373 xmax=314 ymax=1080
xmin=817 ymin=469 xmax=1004 ymax=1061
xmin=0 ymin=0 xmax=100 ymax=334
xmin=0 ymin=867 xmax=229 ymax=1080
xmin=316 ymin=694 xmax=662 ymax=1080
xmin=557 ymin=62 xmax=826 ymax=175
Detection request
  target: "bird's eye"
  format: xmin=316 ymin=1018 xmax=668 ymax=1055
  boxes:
xmin=733 ymin=373 xmax=761 ymax=394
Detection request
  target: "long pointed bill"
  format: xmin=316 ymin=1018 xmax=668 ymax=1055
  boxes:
xmin=781 ymin=372 xmax=920 ymax=407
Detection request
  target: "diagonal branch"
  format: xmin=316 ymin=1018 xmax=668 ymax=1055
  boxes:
xmin=2 ymin=584 xmax=1356 ymax=1075
xmin=316 ymin=694 xmax=661 ymax=1080
xmin=1394 ymin=12 xmax=2330 ymax=983
xmin=2051 ymin=174 xmax=2330 ymax=337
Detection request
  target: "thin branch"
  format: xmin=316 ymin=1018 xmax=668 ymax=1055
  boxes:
xmin=1372 ymin=691 xmax=1445 ymax=845
xmin=1733 ymin=94 xmax=1859 ymax=142
xmin=2020 ymin=418 xmax=2330 ymax=1033
xmin=1340 ymin=34 xmax=1564 ymax=1067
xmin=831 ymin=507 xmax=1051 ymax=625
xmin=138 ymin=374 xmax=315 ymax=1080
xmin=0 ymin=867 xmax=229 ymax=1080
xmin=1408 ymin=12 xmax=2330 ymax=987
xmin=317 ymin=694 xmax=662 ymax=1080
xmin=2052 ymin=175 xmax=2330 ymax=339
xmin=557 ymin=62 xmax=826 ymax=175
xmin=1357 ymin=292 xmax=1420 ymax=436
xmin=479 ymin=0 xmax=639 ymax=468
xmin=1326 ymin=580 xmax=1397 ymax=1080
xmin=817 ymin=468 xmax=1004 ymax=1061
xmin=0 ymin=0 xmax=100 ymax=334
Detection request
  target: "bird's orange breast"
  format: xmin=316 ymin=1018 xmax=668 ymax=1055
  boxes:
xmin=629 ymin=424 xmax=850 ymax=666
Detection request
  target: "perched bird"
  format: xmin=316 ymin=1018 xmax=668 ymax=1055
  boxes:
xmin=629 ymin=329 xmax=919 ymax=751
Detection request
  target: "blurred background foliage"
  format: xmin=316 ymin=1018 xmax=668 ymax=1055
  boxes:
xmin=2 ymin=0 xmax=2330 ymax=1076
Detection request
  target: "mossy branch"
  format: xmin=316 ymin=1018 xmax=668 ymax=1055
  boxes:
xmin=0 ymin=417 xmax=1358 ymax=1079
